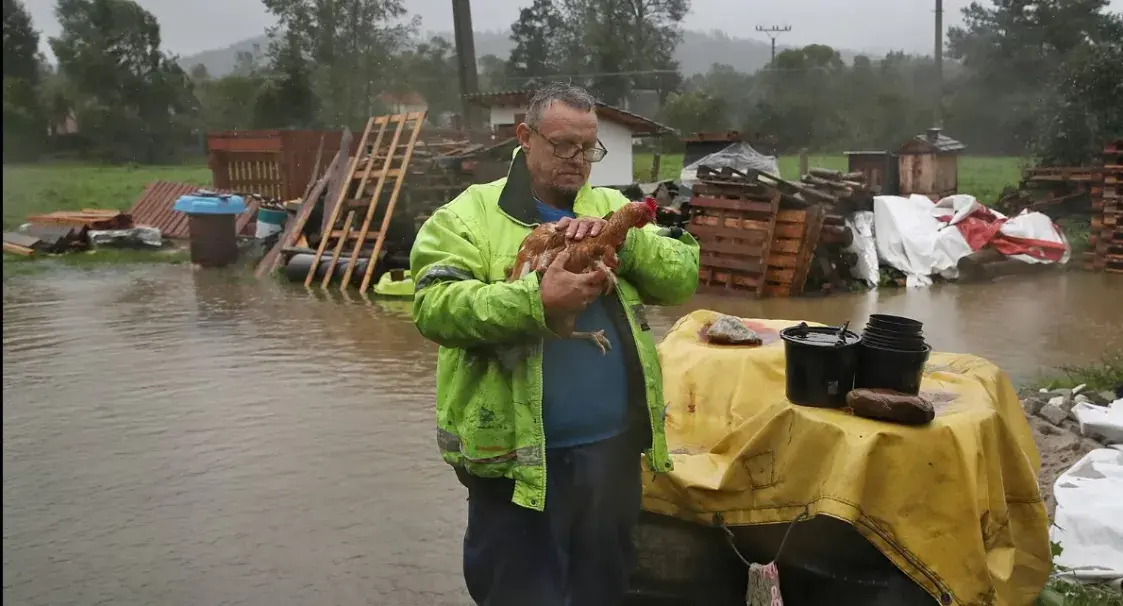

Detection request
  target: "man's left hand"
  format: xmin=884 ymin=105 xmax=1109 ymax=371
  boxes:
xmin=556 ymin=216 xmax=605 ymax=241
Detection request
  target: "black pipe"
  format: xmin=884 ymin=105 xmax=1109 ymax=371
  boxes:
xmin=284 ymin=253 xmax=372 ymax=285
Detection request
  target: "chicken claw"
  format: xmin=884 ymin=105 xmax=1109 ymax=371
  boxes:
xmin=572 ymin=330 xmax=612 ymax=355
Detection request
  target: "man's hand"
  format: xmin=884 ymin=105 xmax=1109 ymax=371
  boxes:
xmin=555 ymin=216 xmax=606 ymax=241
xmin=539 ymin=250 xmax=607 ymax=315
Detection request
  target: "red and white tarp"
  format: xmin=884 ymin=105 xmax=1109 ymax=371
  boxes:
xmin=872 ymin=194 xmax=1070 ymax=287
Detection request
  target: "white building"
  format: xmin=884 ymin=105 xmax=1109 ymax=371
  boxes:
xmin=465 ymin=91 xmax=675 ymax=187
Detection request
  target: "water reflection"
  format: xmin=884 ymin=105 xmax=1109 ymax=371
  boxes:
xmin=2 ymin=266 xmax=1120 ymax=605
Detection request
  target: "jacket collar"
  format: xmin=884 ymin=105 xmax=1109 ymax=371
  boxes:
xmin=497 ymin=148 xmax=593 ymax=226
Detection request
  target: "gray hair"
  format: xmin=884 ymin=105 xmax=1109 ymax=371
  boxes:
xmin=525 ymin=83 xmax=596 ymax=127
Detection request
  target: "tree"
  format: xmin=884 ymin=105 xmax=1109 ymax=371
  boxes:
xmin=659 ymin=90 xmax=725 ymax=137
xmin=50 ymin=0 xmax=196 ymax=163
xmin=507 ymin=0 xmax=566 ymax=86
xmin=478 ymin=54 xmax=508 ymax=91
xmin=262 ymin=0 xmax=416 ymax=129
xmin=3 ymin=0 xmax=45 ymax=160
xmin=391 ymin=36 xmax=457 ymax=117
xmin=255 ymin=28 xmax=316 ymax=128
xmin=946 ymin=0 xmax=1123 ymax=155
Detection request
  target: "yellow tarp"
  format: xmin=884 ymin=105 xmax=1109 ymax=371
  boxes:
xmin=644 ymin=310 xmax=1051 ymax=606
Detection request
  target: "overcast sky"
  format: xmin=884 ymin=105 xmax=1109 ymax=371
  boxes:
xmin=23 ymin=0 xmax=1123 ymax=60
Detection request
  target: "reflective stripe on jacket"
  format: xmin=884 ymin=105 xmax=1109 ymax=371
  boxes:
xmin=410 ymin=149 xmax=700 ymax=511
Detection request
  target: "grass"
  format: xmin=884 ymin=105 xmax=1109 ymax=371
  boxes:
xmin=1043 ymin=542 xmax=1123 ymax=606
xmin=2 ymin=162 xmax=211 ymax=230
xmin=1033 ymin=350 xmax=1123 ymax=393
xmin=1 ymin=162 xmax=208 ymax=275
xmin=633 ymin=152 xmax=1026 ymax=206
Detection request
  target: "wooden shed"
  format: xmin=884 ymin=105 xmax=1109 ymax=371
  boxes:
xmin=207 ymin=130 xmax=361 ymax=200
xmin=844 ymin=150 xmax=900 ymax=195
xmin=896 ymin=128 xmax=966 ymax=200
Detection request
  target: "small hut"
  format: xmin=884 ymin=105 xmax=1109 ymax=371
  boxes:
xmin=897 ymin=128 xmax=966 ymax=200
xmin=844 ymin=150 xmax=900 ymax=195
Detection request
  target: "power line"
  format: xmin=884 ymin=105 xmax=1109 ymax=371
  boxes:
xmin=755 ymin=25 xmax=793 ymax=63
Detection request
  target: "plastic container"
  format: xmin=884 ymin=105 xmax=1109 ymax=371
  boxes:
xmin=867 ymin=314 xmax=923 ymax=333
xmin=174 ymin=193 xmax=246 ymax=268
xmin=255 ymin=208 xmax=287 ymax=240
xmin=780 ymin=323 xmax=863 ymax=408
xmin=854 ymin=342 xmax=932 ymax=396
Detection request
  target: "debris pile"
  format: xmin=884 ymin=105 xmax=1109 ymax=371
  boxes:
xmin=996 ymin=166 xmax=1096 ymax=218
xmin=680 ymin=164 xmax=882 ymax=297
xmin=3 ymin=210 xmax=135 ymax=256
xmin=1021 ymin=385 xmax=1123 ymax=515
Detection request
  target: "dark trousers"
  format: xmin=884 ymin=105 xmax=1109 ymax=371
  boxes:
xmin=455 ymin=431 xmax=643 ymax=606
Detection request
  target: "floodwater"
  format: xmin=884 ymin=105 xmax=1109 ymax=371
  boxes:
xmin=3 ymin=266 xmax=1121 ymax=605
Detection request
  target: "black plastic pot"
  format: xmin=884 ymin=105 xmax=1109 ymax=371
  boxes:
xmin=854 ymin=342 xmax=932 ymax=396
xmin=861 ymin=335 xmax=930 ymax=352
xmin=862 ymin=326 xmax=927 ymax=343
xmin=867 ymin=314 xmax=923 ymax=333
xmin=780 ymin=323 xmax=863 ymax=408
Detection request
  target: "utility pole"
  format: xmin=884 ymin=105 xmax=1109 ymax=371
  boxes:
xmin=933 ymin=0 xmax=944 ymax=128
xmin=755 ymin=25 xmax=792 ymax=63
xmin=451 ymin=0 xmax=481 ymax=129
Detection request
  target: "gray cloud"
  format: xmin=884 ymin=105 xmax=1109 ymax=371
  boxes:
xmin=23 ymin=0 xmax=1123 ymax=60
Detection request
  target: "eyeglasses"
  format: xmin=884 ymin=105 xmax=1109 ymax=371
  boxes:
xmin=528 ymin=126 xmax=608 ymax=163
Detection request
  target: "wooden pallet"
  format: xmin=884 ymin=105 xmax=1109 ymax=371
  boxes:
xmin=762 ymin=207 xmax=825 ymax=297
xmin=690 ymin=173 xmax=782 ymax=296
xmin=304 ymin=112 xmax=426 ymax=292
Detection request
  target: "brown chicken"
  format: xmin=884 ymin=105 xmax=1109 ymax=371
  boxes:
xmin=507 ymin=197 xmax=659 ymax=354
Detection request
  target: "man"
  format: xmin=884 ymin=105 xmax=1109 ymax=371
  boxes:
xmin=410 ymin=83 xmax=699 ymax=606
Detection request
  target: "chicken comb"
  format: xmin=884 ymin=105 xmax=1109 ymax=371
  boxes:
xmin=642 ymin=196 xmax=658 ymax=214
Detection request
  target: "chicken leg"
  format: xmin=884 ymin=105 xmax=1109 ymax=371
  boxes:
xmin=547 ymin=313 xmax=613 ymax=355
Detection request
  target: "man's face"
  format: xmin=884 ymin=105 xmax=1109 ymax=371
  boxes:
xmin=517 ymin=102 xmax=599 ymax=197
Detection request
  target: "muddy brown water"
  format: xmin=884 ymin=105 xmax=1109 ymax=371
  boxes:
xmin=3 ymin=266 xmax=1121 ymax=605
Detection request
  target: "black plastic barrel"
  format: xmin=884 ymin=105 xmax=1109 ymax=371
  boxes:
xmin=780 ymin=324 xmax=862 ymax=408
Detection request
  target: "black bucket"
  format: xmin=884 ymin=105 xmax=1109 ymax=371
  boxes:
xmin=854 ymin=342 xmax=932 ymax=396
xmin=780 ymin=323 xmax=863 ymax=408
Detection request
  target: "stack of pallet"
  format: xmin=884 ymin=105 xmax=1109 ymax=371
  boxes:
xmin=1086 ymin=139 xmax=1123 ymax=273
xmin=996 ymin=166 xmax=1096 ymax=218
xmin=689 ymin=166 xmax=822 ymax=297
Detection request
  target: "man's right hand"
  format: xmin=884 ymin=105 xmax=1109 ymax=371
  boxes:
xmin=539 ymin=250 xmax=607 ymax=315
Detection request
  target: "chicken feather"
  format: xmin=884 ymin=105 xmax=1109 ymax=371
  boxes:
xmin=506 ymin=197 xmax=659 ymax=354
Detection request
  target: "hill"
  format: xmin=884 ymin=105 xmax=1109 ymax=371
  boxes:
xmin=180 ymin=29 xmax=867 ymax=81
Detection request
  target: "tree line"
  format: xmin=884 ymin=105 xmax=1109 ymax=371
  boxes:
xmin=3 ymin=0 xmax=1121 ymax=166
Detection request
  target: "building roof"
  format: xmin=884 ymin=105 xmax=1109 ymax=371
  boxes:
xmin=464 ymin=90 xmax=676 ymax=136
xmin=898 ymin=128 xmax=966 ymax=154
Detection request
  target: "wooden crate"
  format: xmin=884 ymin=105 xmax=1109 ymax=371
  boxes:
xmin=690 ymin=178 xmax=781 ymax=296
xmin=762 ymin=207 xmax=825 ymax=297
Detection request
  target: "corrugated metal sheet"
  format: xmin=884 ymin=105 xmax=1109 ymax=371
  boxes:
xmin=129 ymin=181 xmax=259 ymax=240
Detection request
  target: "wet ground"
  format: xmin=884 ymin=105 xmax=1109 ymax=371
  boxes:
xmin=3 ymin=266 xmax=1121 ymax=605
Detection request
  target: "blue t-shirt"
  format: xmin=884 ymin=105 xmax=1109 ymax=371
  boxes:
xmin=536 ymin=200 xmax=630 ymax=449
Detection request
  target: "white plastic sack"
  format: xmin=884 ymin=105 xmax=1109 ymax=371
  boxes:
xmin=1073 ymin=400 xmax=1123 ymax=445
xmin=1050 ymin=448 xmax=1123 ymax=581
xmin=843 ymin=211 xmax=879 ymax=288
xmin=872 ymin=195 xmax=973 ymax=287
xmin=680 ymin=142 xmax=780 ymax=193
xmin=932 ymin=195 xmax=1070 ymax=264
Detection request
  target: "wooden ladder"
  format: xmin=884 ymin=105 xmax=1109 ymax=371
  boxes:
xmin=304 ymin=111 xmax=426 ymax=292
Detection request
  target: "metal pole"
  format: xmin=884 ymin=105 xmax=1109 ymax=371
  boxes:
xmin=755 ymin=25 xmax=792 ymax=63
xmin=451 ymin=0 xmax=480 ymax=129
xmin=934 ymin=0 xmax=943 ymax=127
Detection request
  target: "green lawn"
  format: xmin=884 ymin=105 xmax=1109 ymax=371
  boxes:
xmin=2 ymin=163 xmax=211 ymax=230
xmin=633 ymin=152 xmax=1026 ymax=206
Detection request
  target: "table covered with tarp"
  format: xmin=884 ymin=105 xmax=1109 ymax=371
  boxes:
xmin=642 ymin=310 xmax=1051 ymax=605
